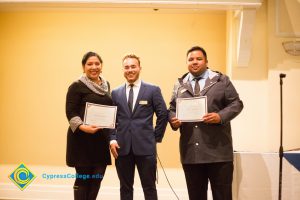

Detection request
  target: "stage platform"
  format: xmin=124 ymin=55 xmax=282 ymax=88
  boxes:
xmin=1 ymin=151 xmax=299 ymax=200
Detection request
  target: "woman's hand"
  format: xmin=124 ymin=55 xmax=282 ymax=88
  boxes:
xmin=79 ymin=124 xmax=101 ymax=134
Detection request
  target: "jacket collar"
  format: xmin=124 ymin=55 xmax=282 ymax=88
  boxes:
xmin=178 ymin=69 xmax=221 ymax=96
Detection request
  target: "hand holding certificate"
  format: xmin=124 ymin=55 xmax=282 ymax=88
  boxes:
xmin=83 ymin=102 xmax=117 ymax=129
xmin=176 ymin=96 xmax=207 ymax=122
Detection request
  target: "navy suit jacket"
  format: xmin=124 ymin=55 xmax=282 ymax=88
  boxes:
xmin=111 ymin=81 xmax=168 ymax=156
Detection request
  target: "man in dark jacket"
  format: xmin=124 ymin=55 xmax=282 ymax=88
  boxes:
xmin=169 ymin=46 xmax=243 ymax=200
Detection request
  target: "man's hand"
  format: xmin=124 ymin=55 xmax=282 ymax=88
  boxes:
xmin=202 ymin=113 xmax=221 ymax=124
xmin=170 ymin=117 xmax=182 ymax=129
xmin=110 ymin=142 xmax=120 ymax=159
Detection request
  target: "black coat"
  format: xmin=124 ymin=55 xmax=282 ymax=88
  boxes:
xmin=65 ymin=80 xmax=112 ymax=167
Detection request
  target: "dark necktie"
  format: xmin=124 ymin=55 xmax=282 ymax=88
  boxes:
xmin=194 ymin=77 xmax=201 ymax=96
xmin=128 ymin=84 xmax=134 ymax=112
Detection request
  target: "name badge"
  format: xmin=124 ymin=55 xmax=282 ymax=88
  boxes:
xmin=180 ymin=89 xmax=187 ymax=94
xmin=139 ymin=100 xmax=148 ymax=105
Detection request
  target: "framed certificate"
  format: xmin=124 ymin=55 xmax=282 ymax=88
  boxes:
xmin=83 ymin=102 xmax=117 ymax=129
xmin=176 ymin=96 xmax=207 ymax=122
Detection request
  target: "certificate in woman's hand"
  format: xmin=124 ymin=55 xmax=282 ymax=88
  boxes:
xmin=83 ymin=102 xmax=117 ymax=129
xmin=176 ymin=96 xmax=207 ymax=122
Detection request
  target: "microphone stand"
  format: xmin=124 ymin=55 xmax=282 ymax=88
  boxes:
xmin=278 ymin=73 xmax=286 ymax=200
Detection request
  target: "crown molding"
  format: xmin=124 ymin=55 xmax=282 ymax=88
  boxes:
xmin=0 ymin=0 xmax=262 ymax=10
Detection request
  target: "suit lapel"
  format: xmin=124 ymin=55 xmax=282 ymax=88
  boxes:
xmin=179 ymin=75 xmax=194 ymax=96
xmin=184 ymin=82 xmax=194 ymax=96
xmin=120 ymin=84 xmax=131 ymax=116
xmin=201 ymin=76 xmax=219 ymax=96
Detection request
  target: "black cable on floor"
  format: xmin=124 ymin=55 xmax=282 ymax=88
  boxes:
xmin=156 ymin=154 xmax=180 ymax=200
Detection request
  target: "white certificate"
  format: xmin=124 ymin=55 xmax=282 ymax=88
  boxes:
xmin=176 ymin=96 xmax=207 ymax=122
xmin=83 ymin=102 xmax=117 ymax=129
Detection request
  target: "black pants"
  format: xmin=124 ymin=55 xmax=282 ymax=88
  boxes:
xmin=116 ymin=152 xmax=157 ymax=200
xmin=74 ymin=166 xmax=106 ymax=200
xmin=182 ymin=162 xmax=233 ymax=200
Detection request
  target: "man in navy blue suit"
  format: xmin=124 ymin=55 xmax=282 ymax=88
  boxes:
xmin=110 ymin=54 xmax=168 ymax=200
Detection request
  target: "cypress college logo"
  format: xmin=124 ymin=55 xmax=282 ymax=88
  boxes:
xmin=9 ymin=163 xmax=36 ymax=191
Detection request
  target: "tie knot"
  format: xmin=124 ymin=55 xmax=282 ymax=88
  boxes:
xmin=129 ymin=84 xmax=134 ymax=88
xmin=194 ymin=76 xmax=202 ymax=81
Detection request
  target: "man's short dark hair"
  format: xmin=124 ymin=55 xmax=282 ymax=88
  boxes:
xmin=186 ymin=46 xmax=207 ymax=60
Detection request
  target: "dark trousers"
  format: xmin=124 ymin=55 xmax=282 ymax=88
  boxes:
xmin=74 ymin=166 xmax=106 ymax=200
xmin=116 ymin=152 xmax=157 ymax=200
xmin=182 ymin=162 xmax=233 ymax=200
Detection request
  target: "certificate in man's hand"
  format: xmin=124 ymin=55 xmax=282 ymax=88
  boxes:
xmin=83 ymin=102 xmax=117 ymax=129
xmin=176 ymin=96 xmax=207 ymax=122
